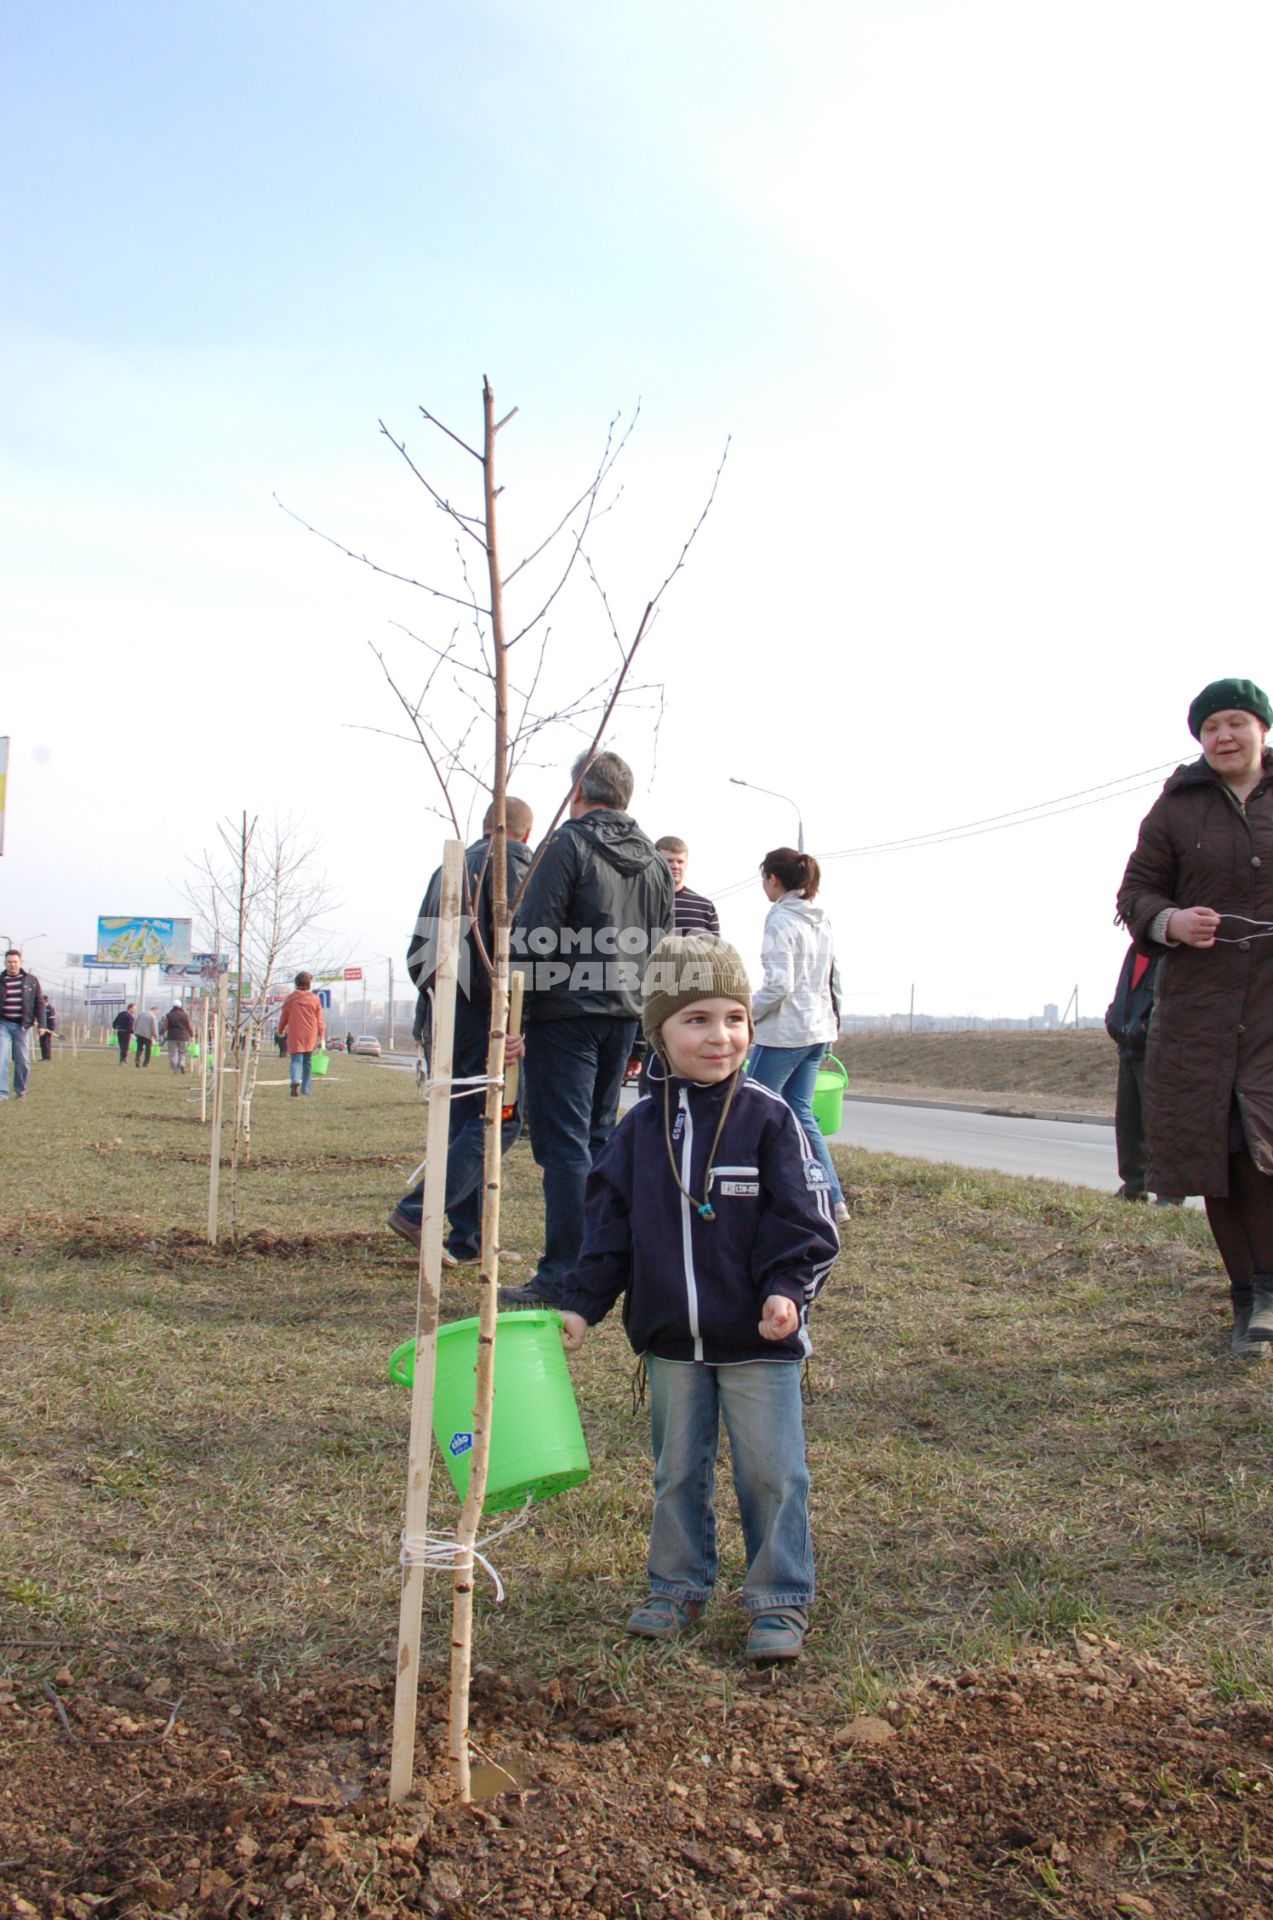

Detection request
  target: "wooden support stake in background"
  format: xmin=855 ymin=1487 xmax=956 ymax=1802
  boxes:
xmin=199 ymin=998 xmax=210 ymax=1125
xmin=389 ymin=838 xmax=465 ymax=1805
xmin=206 ymin=977 xmax=228 ymax=1244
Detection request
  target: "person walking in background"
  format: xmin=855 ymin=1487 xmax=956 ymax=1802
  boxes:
xmin=113 ymin=1003 xmax=135 ymax=1066
xmin=0 ymin=948 xmax=47 ymax=1103
xmin=1118 ymin=676 xmax=1273 ymax=1360
xmin=132 ymin=1005 xmax=159 ymax=1068
xmin=159 ymin=1002 xmax=194 ymax=1074
xmin=656 ymin=836 xmax=721 ymax=935
xmin=39 ymin=1000 xmax=55 ymax=1063
xmin=747 ymin=848 xmax=851 ymax=1227
xmin=277 ymin=972 xmax=325 ymax=1097
xmin=388 ymin=797 xmax=535 ymax=1265
xmin=1104 ymin=947 xmax=1184 ymax=1205
xmin=500 ymin=749 xmax=674 ymax=1308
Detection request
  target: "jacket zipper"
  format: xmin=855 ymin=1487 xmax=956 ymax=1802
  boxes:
xmin=678 ymin=1087 xmax=703 ymax=1360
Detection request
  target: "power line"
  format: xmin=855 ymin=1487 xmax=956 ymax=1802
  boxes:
xmin=710 ymin=758 xmax=1180 ymax=899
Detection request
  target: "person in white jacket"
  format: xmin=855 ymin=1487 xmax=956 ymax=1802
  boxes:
xmin=748 ymin=847 xmax=850 ymax=1223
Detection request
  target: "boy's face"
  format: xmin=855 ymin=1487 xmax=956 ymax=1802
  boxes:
xmin=660 ymin=997 xmax=750 ymax=1083
xmin=662 ymin=847 xmax=688 ymax=888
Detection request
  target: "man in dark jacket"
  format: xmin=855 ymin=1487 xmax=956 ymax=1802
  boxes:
xmin=113 ymin=1003 xmax=135 ymax=1066
xmin=0 ymin=948 xmax=48 ymax=1101
xmin=500 ymin=750 xmax=675 ymax=1307
xmin=388 ymin=797 xmax=535 ymax=1264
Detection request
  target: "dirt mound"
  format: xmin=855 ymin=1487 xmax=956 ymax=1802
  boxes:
xmin=4 ymin=1641 xmax=1270 ymax=1917
xmin=835 ymin=1030 xmax=1117 ymax=1113
xmin=7 ymin=1217 xmax=393 ymax=1266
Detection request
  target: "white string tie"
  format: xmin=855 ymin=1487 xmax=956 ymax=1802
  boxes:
xmin=1214 ymin=914 xmax=1273 ymax=944
xmin=400 ymin=1497 xmax=533 ymax=1604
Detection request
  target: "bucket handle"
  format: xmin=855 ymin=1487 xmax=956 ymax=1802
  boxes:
xmin=820 ymin=1052 xmax=848 ymax=1087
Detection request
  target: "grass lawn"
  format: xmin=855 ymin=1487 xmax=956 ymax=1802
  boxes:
xmin=1 ymin=1044 xmax=1270 ymax=1709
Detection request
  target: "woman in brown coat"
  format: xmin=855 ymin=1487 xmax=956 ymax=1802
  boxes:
xmin=276 ymin=971 xmax=325 ymax=1099
xmin=1117 ymin=677 xmax=1273 ymax=1358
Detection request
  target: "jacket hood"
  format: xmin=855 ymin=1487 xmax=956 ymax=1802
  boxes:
xmin=567 ymin=809 xmax=661 ymax=878
xmin=768 ymin=891 xmax=827 ymax=929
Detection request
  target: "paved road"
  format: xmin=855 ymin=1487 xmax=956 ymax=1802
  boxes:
xmin=826 ymin=1097 xmax=1122 ymax=1192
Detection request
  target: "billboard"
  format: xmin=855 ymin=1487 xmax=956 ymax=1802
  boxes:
xmin=160 ymin=952 xmax=228 ymax=980
xmin=95 ymin=917 xmax=193 ymax=965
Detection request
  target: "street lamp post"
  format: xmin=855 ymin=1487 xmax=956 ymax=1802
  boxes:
xmin=728 ymin=778 xmax=805 ymax=852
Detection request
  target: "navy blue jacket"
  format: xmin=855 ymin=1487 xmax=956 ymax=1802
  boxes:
xmin=560 ymin=1072 xmax=840 ymax=1364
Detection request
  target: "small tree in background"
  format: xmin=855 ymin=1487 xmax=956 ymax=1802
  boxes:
xmin=186 ymin=811 xmax=339 ymax=1230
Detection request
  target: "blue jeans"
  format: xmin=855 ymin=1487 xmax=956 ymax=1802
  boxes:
xmin=289 ymin=1051 xmax=313 ymax=1094
xmin=397 ymin=999 xmax=524 ymax=1260
xmin=746 ymin=1041 xmax=844 ymax=1206
xmin=524 ymin=1014 xmax=637 ymax=1298
xmin=646 ymin=1356 xmax=813 ymax=1611
xmin=0 ymin=1020 xmax=31 ymax=1098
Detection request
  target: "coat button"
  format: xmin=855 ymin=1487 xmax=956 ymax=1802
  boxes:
xmin=1253 ymin=856 xmax=1262 ymax=867
xmin=1240 ymin=940 xmax=1252 ymax=950
xmin=1239 ymin=1024 xmax=1247 ymax=1034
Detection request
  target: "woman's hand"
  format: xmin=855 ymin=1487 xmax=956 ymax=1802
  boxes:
xmin=1167 ymin=907 xmax=1222 ymax=948
xmin=559 ymin=1312 xmax=588 ymax=1352
xmin=760 ymin=1295 xmax=798 ymax=1341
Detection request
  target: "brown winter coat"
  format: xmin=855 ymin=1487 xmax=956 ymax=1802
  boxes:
xmin=277 ymin=989 xmax=325 ymax=1055
xmin=1116 ymin=749 xmax=1273 ymax=1197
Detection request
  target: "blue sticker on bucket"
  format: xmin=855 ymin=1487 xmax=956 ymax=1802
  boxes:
xmin=448 ymin=1431 xmax=473 ymax=1457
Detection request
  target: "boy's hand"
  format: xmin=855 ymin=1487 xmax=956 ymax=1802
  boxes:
xmin=559 ymin=1311 xmax=588 ymax=1352
xmin=760 ymin=1295 xmax=798 ymax=1341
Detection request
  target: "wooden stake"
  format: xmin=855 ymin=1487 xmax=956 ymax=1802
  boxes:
xmin=207 ymin=978 xmax=228 ymax=1245
xmin=388 ymin=838 xmax=465 ymax=1806
xmin=199 ymin=997 xmax=209 ymax=1125
xmin=502 ymin=971 xmax=524 ymax=1108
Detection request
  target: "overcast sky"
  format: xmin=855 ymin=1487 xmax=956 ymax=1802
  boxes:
xmin=4 ymin=1 xmax=1271 ymax=1021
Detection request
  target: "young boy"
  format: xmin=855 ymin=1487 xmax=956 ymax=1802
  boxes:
xmin=559 ymin=933 xmax=840 ymax=1661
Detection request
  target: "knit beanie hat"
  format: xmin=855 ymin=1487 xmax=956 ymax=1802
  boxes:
xmin=1188 ymin=677 xmax=1273 ymax=740
xmin=641 ymin=934 xmax=753 ymax=1057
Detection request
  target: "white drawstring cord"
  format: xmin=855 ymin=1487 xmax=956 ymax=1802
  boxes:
xmin=399 ymin=1497 xmax=533 ymax=1604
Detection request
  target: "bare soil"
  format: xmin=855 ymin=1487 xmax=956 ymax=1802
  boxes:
xmin=4 ymin=1640 xmax=1271 ymax=1919
xmin=835 ymin=1030 xmax=1117 ymax=1117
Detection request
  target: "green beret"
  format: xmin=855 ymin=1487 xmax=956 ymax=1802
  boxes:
xmin=1187 ymin=677 xmax=1273 ymax=740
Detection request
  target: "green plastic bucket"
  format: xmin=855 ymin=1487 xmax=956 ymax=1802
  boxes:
xmin=388 ymin=1310 xmax=590 ymax=1513
xmin=186 ymin=1041 xmax=200 ymax=1058
xmin=311 ymin=1048 xmax=330 ymax=1076
xmin=811 ymin=1053 xmax=848 ymax=1136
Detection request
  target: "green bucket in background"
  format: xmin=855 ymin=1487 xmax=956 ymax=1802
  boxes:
xmin=186 ymin=1041 xmax=200 ymax=1059
xmin=811 ymin=1053 xmax=848 ymax=1136
xmin=388 ymin=1309 xmax=590 ymax=1514
xmin=311 ymin=1048 xmax=330 ymax=1076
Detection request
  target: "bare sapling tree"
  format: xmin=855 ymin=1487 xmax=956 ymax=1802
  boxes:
xmin=283 ymin=378 xmax=725 ymax=1800
xmin=186 ymin=812 xmax=339 ymax=1235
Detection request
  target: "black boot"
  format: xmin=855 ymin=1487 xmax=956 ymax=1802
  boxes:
xmin=1229 ymin=1289 xmax=1266 ymax=1358
xmin=1247 ymin=1277 xmax=1273 ymax=1343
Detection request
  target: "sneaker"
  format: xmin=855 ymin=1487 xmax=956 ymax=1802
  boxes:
xmin=498 ymin=1279 xmax=563 ymax=1308
xmin=745 ymin=1607 xmax=808 ymax=1662
xmin=290 ymin=1082 xmax=299 ymax=1098
xmin=833 ymin=1200 xmax=851 ymax=1226
xmin=626 ymin=1594 xmax=704 ymax=1639
xmin=386 ymin=1209 xmax=456 ymax=1266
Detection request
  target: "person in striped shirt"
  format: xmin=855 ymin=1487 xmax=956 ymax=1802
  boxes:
xmin=656 ymin=837 xmax=720 ymax=937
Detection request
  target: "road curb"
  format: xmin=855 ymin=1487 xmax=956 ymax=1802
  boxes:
xmin=841 ymin=1092 xmax=1114 ymax=1128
